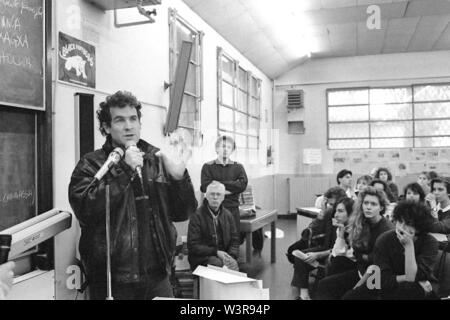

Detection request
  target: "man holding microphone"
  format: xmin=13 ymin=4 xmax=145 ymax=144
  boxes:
xmin=69 ymin=91 xmax=198 ymax=300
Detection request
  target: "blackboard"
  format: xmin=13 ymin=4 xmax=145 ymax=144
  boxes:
xmin=0 ymin=109 xmax=36 ymax=231
xmin=0 ymin=0 xmax=45 ymax=110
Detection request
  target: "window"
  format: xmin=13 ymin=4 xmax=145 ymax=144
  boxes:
xmin=327 ymin=84 xmax=450 ymax=149
xmin=217 ymin=48 xmax=261 ymax=159
xmin=169 ymin=9 xmax=203 ymax=136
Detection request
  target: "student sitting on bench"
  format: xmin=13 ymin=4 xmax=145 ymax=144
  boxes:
xmin=327 ymin=198 xmax=357 ymax=276
xmin=316 ymin=187 xmax=394 ymax=300
xmin=426 ymin=177 xmax=450 ymax=234
xmin=342 ymin=200 xmax=439 ymax=300
xmin=403 ymin=182 xmax=426 ymax=205
xmin=288 ymin=187 xmax=347 ymax=300
xmin=374 ymin=167 xmax=399 ymax=202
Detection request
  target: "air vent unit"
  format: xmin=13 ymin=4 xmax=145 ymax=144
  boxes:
xmin=287 ymin=90 xmax=304 ymax=109
xmin=288 ymin=121 xmax=305 ymax=135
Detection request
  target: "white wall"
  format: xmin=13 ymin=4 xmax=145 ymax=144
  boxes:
xmin=274 ymin=50 xmax=450 ymax=175
xmin=51 ymin=0 xmax=274 ymax=299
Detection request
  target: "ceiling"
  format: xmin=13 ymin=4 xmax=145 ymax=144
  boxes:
xmin=182 ymin=0 xmax=450 ymax=79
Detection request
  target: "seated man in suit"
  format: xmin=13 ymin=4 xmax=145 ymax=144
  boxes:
xmin=188 ymin=181 xmax=240 ymax=271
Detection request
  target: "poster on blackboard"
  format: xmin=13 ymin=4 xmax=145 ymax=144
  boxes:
xmin=0 ymin=0 xmax=45 ymax=111
xmin=58 ymin=32 xmax=96 ymax=88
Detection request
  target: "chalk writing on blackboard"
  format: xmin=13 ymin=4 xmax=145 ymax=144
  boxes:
xmin=0 ymin=190 xmax=35 ymax=204
xmin=0 ymin=110 xmax=36 ymax=231
xmin=0 ymin=0 xmax=45 ymax=110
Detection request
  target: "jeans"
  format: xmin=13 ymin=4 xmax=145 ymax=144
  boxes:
xmin=291 ymin=257 xmax=323 ymax=288
xmin=316 ymin=269 xmax=360 ymax=300
xmin=326 ymin=256 xmax=357 ymax=276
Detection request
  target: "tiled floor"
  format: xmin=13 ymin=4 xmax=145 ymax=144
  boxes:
xmin=238 ymin=217 xmax=298 ymax=300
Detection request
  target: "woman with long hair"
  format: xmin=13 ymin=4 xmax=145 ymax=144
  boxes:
xmin=316 ymin=187 xmax=394 ymax=299
xmin=343 ymin=200 xmax=439 ymax=300
xmin=289 ymin=187 xmax=347 ymax=300
xmin=327 ymin=197 xmax=357 ymax=276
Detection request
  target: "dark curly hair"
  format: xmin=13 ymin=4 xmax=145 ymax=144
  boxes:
xmin=370 ymin=179 xmax=395 ymax=203
xmin=336 ymin=169 xmax=352 ymax=185
xmin=392 ymin=200 xmax=435 ymax=235
xmin=324 ymin=186 xmax=347 ymax=203
xmin=333 ymin=197 xmax=355 ymax=219
xmin=374 ymin=167 xmax=393 ymax=181
xmin=431 ymin=177 xmax=450 ymax=196
xmin=97 ymin=91 xmax=142 ymax=136
xmin=403 ymin=182 xmax=426 ymax=203
xmin=428 ymin=171 xmax=439 ymax=180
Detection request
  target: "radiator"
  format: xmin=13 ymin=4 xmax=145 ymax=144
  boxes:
xmin=288 ymin=176 xmax=333 ymax=213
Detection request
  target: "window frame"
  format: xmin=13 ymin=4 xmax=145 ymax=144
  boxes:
xmin=327 ymin=83 xmax=450 ymax=150
xmin=217 ymin=47 xmax=261 ymax=155
xmin=168 ymin=8 xmax=203 ymax=135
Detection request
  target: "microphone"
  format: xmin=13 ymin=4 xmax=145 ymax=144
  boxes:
xmin=0 ymin=234 xmax=12 ymax=264
xmin=94 ymin=148 xmax=124 ymax=181
xmin=125 ymin=142 xmax=143 ymax=182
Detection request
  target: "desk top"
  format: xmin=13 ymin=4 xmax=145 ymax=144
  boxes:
xmin=240 ymin=209 xmax=277 ymax=232
xmin=296 ymin=207 xmax=320 ymax=219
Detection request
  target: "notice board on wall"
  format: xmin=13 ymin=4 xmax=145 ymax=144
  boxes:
xmin=0 ymin=0 xmax=45 ymax=110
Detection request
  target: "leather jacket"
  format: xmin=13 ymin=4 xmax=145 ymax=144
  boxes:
xmin=68 ymin=137 xmax=198 ymax=284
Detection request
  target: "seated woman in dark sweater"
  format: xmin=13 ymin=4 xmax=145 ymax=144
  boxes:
xmin=403 ymin=182 xmax=426 ymax=204
xmin=289 ymin=187 xmax=347 ymax=300
xmin=343 ymin=201 xmax=439 ymax=300
xmin=326 ymin=198 xmax=357 ymax=276
xmin=426 ymin=177 xmax=450 ymax=234
xmin=370 ymin=179 xmax=396 ymax=204
xmin=374 ymin=167 xmax=399 ymax=202
xmin=316 ymin=187 xmax=394 ymax=300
